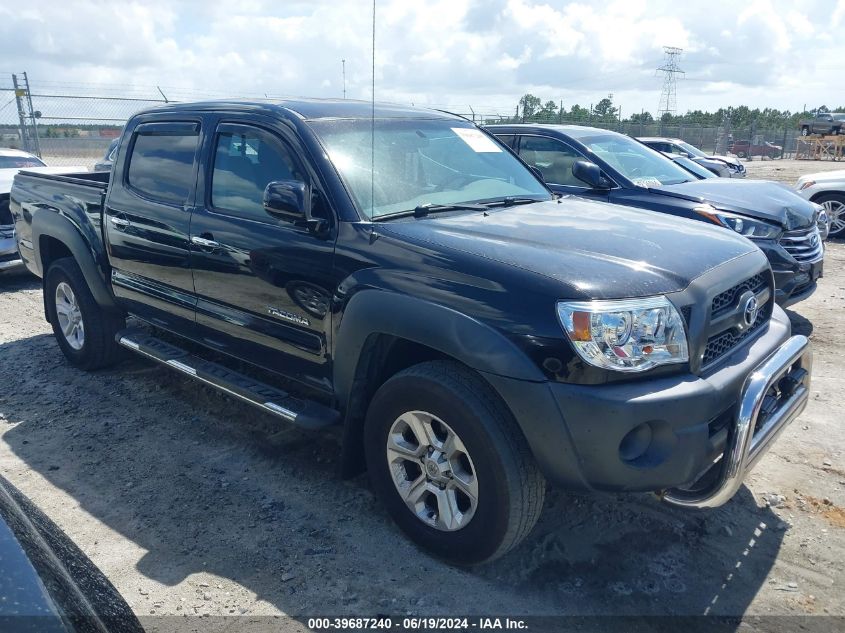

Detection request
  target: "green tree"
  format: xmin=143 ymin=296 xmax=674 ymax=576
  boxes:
xmin=518 ymin=94 xmax=542 ymax=119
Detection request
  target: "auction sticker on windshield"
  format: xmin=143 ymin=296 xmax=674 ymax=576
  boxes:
xmin=451 ymin=128 xmax=502 ymax=152
xmin=631 ymin=177 xmax=662 ymax=188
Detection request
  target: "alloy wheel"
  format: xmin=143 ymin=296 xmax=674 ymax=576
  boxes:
xmin=386 ymin=410 xmax=478 ymax=531
xmin=55 ymin=281 xmax=85 ymax=350
xmin=823 ymin=199 xmax=845 ymax=236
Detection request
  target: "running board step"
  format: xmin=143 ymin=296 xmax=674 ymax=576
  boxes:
xmin=116 ymin=328 xmax=339 ymax=430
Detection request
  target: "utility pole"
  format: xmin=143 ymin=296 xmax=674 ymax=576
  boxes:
xmin=655 ymin=46 xmax=684 ymax=120
xmin=342 ymin=59 xmax=347 ymax=99
xmin=12 ymin=72 xmax=41 ymax=157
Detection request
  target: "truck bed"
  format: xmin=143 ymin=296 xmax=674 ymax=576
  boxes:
xmin=11 ymin=170 xmax=112 ymax=278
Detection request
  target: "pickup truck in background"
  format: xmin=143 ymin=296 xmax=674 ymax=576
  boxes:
xmin=799 ymin=112 xmax=845 ymax=136
xmin=730 ymin=139 xmax=783 ymax=159
xmin=10 ymin=100 xmax=813 ymax=564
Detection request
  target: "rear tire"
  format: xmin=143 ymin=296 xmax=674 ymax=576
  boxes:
xmin=364 ymin=360 xmax=545 ymax=565
xmin=45 ymin=257 xmax=125 ymax=370
xmin=801 ymin=126 xmax=809 ymax=136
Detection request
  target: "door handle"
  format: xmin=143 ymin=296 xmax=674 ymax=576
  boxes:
xmin=109 ymin=216 xmax=130 ymax=228
xmin=191 ymin=235 xmax=220 ymax=250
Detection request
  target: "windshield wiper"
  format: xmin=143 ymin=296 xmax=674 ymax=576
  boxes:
xmin=483 ymin=196 xmax=542 ymax=208
xmin=372 ymin=203 xmax=489 ymax=221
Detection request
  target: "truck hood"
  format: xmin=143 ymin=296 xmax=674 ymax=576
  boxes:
xmin=0 ymin=166 xmax=88 ymax=194
xmin=378 ymin=198 xmax=758 ymax=299
xmin=653 ymin=179 xmax=816 ymax=229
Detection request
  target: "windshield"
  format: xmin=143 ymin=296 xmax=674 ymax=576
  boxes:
xmin=309 ymin=119 xmax=551 ymax=219
xmin=676 ymin=141 xmax=707 ymax=158
xmin=0 ymin=155 xmax=46 ymax=169
xmin=579 ymin=134 xmax=695 ymax=186
xmin=833 ymin=114 xmax=845 ymax=121
xmin=670 ymin=155 xmax=715 ymax=179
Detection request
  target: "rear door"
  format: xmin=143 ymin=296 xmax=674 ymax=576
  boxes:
xmin=104 ymin=119 xmax=203 ymax=335
xmin=188 ymin=117 xmax=337 ymax=394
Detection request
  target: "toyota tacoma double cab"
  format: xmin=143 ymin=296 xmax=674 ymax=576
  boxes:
xmin=10 ymin=100 xmax=812 ymax=564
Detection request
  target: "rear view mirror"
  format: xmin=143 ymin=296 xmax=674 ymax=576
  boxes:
xmin=263 ymin=180 xmax=310 ymax=222
xmin=572 ymin=160 xmax=610 ymax=190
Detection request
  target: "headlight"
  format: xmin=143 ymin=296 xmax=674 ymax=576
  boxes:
xmin=797 ymin=179 xmax=815 ymax=191
xmin=814 ymin=203 xmax=830 ymax=240
xmin=556 ymin=296 xmax=689 ymax=373
xmin=693 ymin=205 xmax=782 ymax=240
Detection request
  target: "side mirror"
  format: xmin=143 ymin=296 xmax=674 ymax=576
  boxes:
xmin=572 ymin=160 xmax=610 ymax=190
xmin=263 ymin=180 xmax=309 ymax=221
xmin=263 ymin=180 xmax=326 ymax=232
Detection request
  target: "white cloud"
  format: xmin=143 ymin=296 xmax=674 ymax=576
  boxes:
xmin=0 ymin=0 xmax=843 ymax=119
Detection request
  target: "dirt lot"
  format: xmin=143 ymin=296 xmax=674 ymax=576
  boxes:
xmin=1 ymin=169 xmax=844 ymax=629
xmin=743 ymin=158 xmax=843 ymax=185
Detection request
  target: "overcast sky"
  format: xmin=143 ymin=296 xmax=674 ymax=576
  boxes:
xmin=1 ymin=0 xmax=844 ymax=118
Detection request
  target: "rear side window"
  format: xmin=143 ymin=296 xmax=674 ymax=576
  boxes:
xmin=127 ymin=124 xmax=199 ymax=204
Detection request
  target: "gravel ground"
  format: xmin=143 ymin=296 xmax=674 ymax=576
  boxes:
xmin=1 ymin=169 xmax=844 ymax=628
xmin=743 ymin=158 xmax=843 ymax=185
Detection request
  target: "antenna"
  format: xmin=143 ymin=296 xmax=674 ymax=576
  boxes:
xmin=342 ymin=58 xmax=347 ymax=99
xmin=371 ymin=0 xmax=375 ymax=218
xmin=655 ymin=46 xmax=683 ymax=119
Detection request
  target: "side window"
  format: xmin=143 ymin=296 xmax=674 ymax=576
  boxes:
xmin=495 ymin=134 xmax=516 ymax=150
xmin=127 ymin=126 xmax=199 ymax=204
xmin=518 ymin=136 xmax=587 ymax=186
xmin=211 ymin=126 xmax=303 ymax=220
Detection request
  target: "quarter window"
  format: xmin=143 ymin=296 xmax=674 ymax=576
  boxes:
xmin=211 ymin=126 xmax=303 ymax=219
xmin=127 ymin=127 xmax=199 ymax=204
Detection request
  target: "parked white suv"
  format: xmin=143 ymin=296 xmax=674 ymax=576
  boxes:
xmin=796 ymin=169 xmax=845 ymax=238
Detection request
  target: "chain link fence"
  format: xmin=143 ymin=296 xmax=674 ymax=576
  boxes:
xmin=456 ymin=110 xmax=804 ymax=159
xmin=0 ymin=74 xmax=811 ymax=169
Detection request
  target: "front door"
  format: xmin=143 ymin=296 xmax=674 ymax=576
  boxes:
xmin=516 ymin=135 xmax=610 ymax=201
xmin=104 ymin=119 xmax=202 ymax=334
xmin=189 ymin=119 xmax=336 ymax=394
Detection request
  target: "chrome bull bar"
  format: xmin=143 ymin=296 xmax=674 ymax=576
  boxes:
xmin=664 ymin=335 xmax=812 ymax=508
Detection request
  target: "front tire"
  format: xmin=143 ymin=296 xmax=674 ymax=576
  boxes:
xmin=801 ymin=126 xmax=809 ymax=136
xmin=816 ymin=193 xmax=845 ymax=238
xmin=45 ymin=257 xmax=125 ymax=370
xmin=364 ymin=361 xmax=545 ymax=565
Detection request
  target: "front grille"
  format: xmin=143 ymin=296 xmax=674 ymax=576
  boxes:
xmin=702 ymin=308 xmax=767 ymax=366
xmin=711 ymin=272 xmax=766 ymax=318
xmin=700 ymin=271 xmax=772 ymax=369
xmin=0 ymin=225 xmax=14 ymax=240
xmin=780 ymin=226 xmax=823 ymax=262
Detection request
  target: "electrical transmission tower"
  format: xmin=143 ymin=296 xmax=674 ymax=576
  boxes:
xmin=656 ymin=46 xmax=684 ymax=120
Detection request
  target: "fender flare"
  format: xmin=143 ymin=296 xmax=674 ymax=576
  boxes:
xmin=333 ymin=289 xmax=545 ymax=409
xmin=32 ymin=212 xmax=119 ymax=312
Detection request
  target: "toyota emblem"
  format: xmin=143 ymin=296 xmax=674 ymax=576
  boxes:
xmin=809 ymin=232 xmax=819 ymax=248
xmin=743 ymin=296 xmax=759 ymax=326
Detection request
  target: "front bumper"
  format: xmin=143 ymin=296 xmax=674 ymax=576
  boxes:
xmin=0 ymin=230 xmax=24 ymax=273
xmin=483 ymin=307 xmax=811 ymax=505
xmin=756 ymin=239 xmax=823 ymax=307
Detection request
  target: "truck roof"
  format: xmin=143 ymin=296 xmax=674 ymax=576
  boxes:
xmin=134 ymin=98 xmax=462 ymax=122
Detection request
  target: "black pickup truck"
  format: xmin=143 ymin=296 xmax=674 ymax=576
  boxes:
xmin=10 ymin=100 xmax=812 ymax=564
